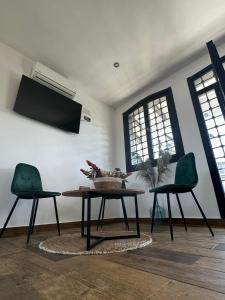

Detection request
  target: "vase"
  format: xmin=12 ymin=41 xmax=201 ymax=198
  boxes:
xmin=93 ymin=177 xmax=122 ymax=189
xmin=150 ymin=199 xmax=166 ymax=224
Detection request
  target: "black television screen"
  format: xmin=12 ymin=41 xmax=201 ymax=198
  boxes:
xmin=14 ymin=75 xmax=82 ymax=133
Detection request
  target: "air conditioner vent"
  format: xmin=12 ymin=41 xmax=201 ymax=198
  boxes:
xmin=31 ymin=62 xmax=76 ymax=99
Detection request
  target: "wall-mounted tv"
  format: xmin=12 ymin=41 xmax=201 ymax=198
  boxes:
xmin=14 ymin=75 xmax=82 ymax=133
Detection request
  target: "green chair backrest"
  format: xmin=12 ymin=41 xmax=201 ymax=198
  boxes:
xmin=11 ymin=163 xmax=43 ymax=194
xmin=175 ymin=152 xmax=198 ymax=188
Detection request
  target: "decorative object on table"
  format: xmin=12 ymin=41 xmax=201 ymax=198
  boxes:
xmin=135 ymin=146 xmax=171 ymax=224
xmin=80 ymin=160 xmax=132 ymax=189
xmin=0 ymin=163 xmax=61 ymax=244
xmin=39 ymin=231 xmax=152 ymax=256
xmin=150 ymin=152 xmax=214 ymax=240
xmin=93 ymin=177 xmax=122 ymax=189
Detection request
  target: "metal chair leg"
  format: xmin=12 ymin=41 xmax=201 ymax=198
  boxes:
xmin=0 ymin=197 xmax=20 ymax=238
xmin=100 ymin=197 xmax=106 ymax=228
xmin=97 ymin=197 xmax=104 ymax=231
xmin=27 ymin=199 xmax=36 ymax=244
xmin=191 ymin=190 xmax=214 ymax=236
xmin=121 ymin=196 xmax=129 ymax=230
xmin=151 ymin=193 xmax=157 ymax=233
xmin=53 ymin=196 xmax=60 ymax=236
xmin=175 ymin=194 xmax=187 ymax=231
xmin=31 ymin=198 xmax=39 ymax=234
xmin=167 ymin=193 xmax=173 ymax=240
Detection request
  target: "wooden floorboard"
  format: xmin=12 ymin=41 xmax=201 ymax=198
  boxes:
xmin=1 ymin=224 xmax=225 ymax=299
xmin=131 ymin=247 xmax=201 ymax=265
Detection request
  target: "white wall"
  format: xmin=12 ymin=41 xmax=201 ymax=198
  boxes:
xmin=0 ymin=42 xmax=118 ymax=227
xmin=113 ymin=43 xmax=225 ymax=219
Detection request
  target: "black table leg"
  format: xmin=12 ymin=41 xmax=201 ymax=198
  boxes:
xmin=86 ymin=195 xmax=91 ymax=251
xmin=134 ymin=194 xmax=140 ymax=237
xmin=97 ymin=197 xmax=104 ymax=231
xmin=81 ymin=197 xmax=85 ymax=237
xmin=121 ymin=196 xmax=129 ymax=230
xmin=82 ymin=193 xmax=141 ymax=250
xmin=101 ymin=197 xmax=106 ymax=228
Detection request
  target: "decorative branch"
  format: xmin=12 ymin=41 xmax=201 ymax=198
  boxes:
xmin=135 ymin=146 xmax=171 ymax=188
xmin=80 ymin=160 xmax=132 ymax=180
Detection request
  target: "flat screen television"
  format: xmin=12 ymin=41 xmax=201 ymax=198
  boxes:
xmin=14 ymin=75 xmax=82 ymax=133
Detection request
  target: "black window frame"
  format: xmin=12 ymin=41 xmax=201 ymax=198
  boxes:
xmin=123 ymin=87 xmax=185 ymax=172
xmin=187 ymin=50 xmax=225 ymax=218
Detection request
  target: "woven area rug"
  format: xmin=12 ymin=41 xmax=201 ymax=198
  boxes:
xmin=39 ymin=231 xmax=152 ymax=256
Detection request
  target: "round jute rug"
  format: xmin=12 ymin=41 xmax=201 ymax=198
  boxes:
xmin=39 ymin=231 xmax=152 ymax=256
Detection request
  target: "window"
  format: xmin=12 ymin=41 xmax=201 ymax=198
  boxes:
xmin=194 ymin=70 xmax=217 ymax=91
xmin=148 ymin=95 xmax=176 ymax=159
xmin=123 ymin=87 xmax=184 ymax=172
xmin=188 ymin=64 xmax=225 ymax=217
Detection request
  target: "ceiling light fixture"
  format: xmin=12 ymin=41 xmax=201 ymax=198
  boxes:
xmin=113 ymin=62 xmax=120 ymax=68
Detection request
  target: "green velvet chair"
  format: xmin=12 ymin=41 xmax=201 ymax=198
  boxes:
xmin=150 ymin=152 xmax=214 ymax=240
xmin=0 ymin=163 xmax=61 ymax=243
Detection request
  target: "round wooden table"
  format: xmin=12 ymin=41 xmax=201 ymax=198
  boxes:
xmin=62 ymin=189 xmax=145 ymax=250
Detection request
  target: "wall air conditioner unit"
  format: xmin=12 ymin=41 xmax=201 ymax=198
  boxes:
xmin=31 ymin=62 xmax=76 ymax=99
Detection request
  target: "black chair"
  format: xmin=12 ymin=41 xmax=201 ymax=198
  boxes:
xmin=97 ymin=196 xmax=129 ymax=230
xmin=0 ymin=163 xmax=61 ymax=243
xmin=150 ymin=152 xmax=214 ymax=240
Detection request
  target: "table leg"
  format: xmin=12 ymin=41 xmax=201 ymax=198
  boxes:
xmin=81 ymin=197 xmax=85 ymax=237
xmin=86 ymin=196 xmax=91 ymax=251
xmin=134 ymin=194 xmax=140 ymax=237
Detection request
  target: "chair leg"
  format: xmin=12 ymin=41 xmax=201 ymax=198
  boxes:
xmin=27 ymin=199 xmax=37 ymax=244
xmin=53 ymin=197 xmax=60 ymax=236
xmin=175 ymin=194 xmax=187 ymax=231
xmin=0 ymin=197 xmax=20 ymax=238
xmin=191 ymin=190 xmax=214 ymax=236
xmin=97 ymin=197 xmax=104 ymax=231
xmin=101 ymin=197 xmax=106 ymax=228
xmin=121 ymin=196 xmax=129 ymax=230
xmin=31 ymin=198 xmax=39 ymax=234
xmin=151 ymin=193 xmax=157 ymax=233
xmin=167 ymin=193 xmax=173 ymax=240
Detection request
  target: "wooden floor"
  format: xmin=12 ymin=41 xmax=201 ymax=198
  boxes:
xmin=1 ymin=223 xmax=225 ymax=299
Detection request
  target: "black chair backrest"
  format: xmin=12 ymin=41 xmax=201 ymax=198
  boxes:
xmin=174 ymin=153 xmax=198 ymax=188
xmin=11 ymin=163 xmax=43 ymax=194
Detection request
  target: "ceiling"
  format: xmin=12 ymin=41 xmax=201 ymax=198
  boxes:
xmin=1 ymin=0 xmax=225 ymax=107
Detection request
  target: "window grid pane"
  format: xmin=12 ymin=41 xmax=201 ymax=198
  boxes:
xmin=198 ymin=88 xmax=225 ymax=189
xmin=194 ymin=70 xmax=217 ymax=92
xmin=148 ymin=96 xmax=176 ymax=159
xmin=128 ymin=106 xmax=149 ymax=165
